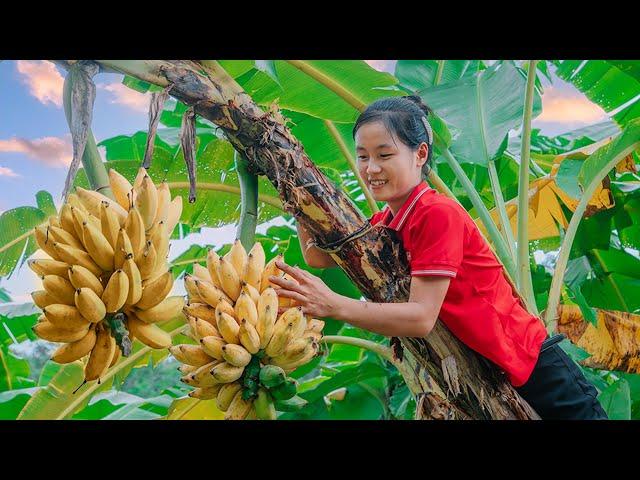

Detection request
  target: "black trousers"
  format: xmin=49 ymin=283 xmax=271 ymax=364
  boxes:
xmin=515 ymin=334 xmax=608 ymax=420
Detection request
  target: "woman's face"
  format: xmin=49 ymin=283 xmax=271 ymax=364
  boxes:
xmin=355 ymin=121 xmax=428 ymax=213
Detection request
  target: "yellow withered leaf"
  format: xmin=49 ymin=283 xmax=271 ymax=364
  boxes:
xmin=557 ymin=304 xmax=640 ymax=373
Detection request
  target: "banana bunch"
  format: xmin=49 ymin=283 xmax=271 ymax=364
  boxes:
xmin=175 ymin=240 xmax=325 ymax=420
xmin=29 ymin=167 xmax=184 ymax=384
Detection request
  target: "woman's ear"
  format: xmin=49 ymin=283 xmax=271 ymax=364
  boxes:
xmin=416 ymin=142 xmax=429 ymax=167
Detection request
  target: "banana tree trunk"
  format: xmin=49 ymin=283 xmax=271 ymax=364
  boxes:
xmin=92 ymin=60 xmax=539 ymax=420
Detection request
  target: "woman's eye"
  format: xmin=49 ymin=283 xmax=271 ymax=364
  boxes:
xmin=380 ymin=154 xmax=392 ymax=158
xmin=358 ymin=156 xmax=368 ymax=161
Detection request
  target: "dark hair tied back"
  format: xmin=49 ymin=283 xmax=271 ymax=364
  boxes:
xmin=353 ymin=95 xmax=434 ymax=177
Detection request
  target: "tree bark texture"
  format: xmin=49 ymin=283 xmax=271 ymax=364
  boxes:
xmin=94 ymin=60 xmax=539 ymax=419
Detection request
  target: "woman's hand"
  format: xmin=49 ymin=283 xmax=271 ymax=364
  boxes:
xmin=269 ymin=259 xmax=345 ymax=319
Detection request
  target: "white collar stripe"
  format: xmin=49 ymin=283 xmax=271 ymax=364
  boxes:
xmin=396 ymin=187 xmax=430 ymax=230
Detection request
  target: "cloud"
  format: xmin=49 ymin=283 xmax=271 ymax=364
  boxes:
xmin=98 ymin=82 xmax=150 ymax=113
xmin=0 ymin=136 xmax=72 ymax=167
xmin=16 ymin=60 xmax=64 ymax=107
xmin=365 ymin=60 xmax=396 ymax=73
xmin=537 ymin=86 xmax=608 ymax=124
xmin=0 ymin=166 xmax=20 ymax=177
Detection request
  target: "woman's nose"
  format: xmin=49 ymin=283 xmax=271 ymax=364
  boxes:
xmin=367 ymin=162 xmax=382 ymax=174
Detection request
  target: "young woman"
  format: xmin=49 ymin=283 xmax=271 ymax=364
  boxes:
xmin=269 ymin=95 xmax=607 ymax=420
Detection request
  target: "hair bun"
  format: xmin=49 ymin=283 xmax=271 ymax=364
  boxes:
xmin=403 ymin=95 xmax=432 ymax=117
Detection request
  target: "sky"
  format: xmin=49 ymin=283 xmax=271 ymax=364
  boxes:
xmin=0 ymin=60 xmax=610 ymax=302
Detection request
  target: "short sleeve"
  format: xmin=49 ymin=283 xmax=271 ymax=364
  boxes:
xmin=407 ymin=203 xmax=464 ymax=278
xmin=369 ymin=211 xmax=383 ymax=226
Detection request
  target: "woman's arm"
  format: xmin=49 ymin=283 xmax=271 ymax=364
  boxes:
xmin=296 ymin=221 xmax=337 ymax=269
xmin=269 ymin=260 xmax=450 ymax=338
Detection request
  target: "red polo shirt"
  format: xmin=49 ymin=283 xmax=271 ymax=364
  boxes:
xmin=370 ymin=181 xmax=547 ymax=387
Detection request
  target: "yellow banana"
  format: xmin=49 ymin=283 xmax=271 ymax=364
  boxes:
xmin=302 ymin=330 xmax=323 ymax=342
xmin=234 ymin=291 xmax=258 ymax=326
xmin=165 ymin=196 xmax=183 ymax=236
xmin=42 ymin=304 xmax=91 ymax=330
xmin=184 ymin=274 xmax=204 ymax=303
xmin=206 ymin=249 xmax=223 ymax=289
xmin=155 ymin=182 xmax=171 ymax=225
xmin=244 ymin=242 xmax=265 ymax=290
xmin=257 ymin=288 xmax=279 ymax=348
xmin=66 ymin=193 xmax=88 ymax=213
xmin=42 ymin=274 xmax=76 ymax=305
xmin=51 ymin=326 xmax=97 ymax=364
xmin=146 ymin=259 xmax=169 ymax=285
xmin=68 ymin=265 xmax=104 ymax=297
xmin=260 ymin=254 xmax=283 ymax=293
xmin=33 ymin=318 xmax=89 ymax=343
xmin=81 ymin=221 xmax=115 ymax=271
xmin=108 ymin=168 xmax=134 ymax=210
xmin=216 ymin=382 xmax=242 ymax=411
xmin=275 ymin=342 xmax=319 ymax=371
xmin=200 ymin=335 xmax=226 ymax=360
xmin=211 ymin=362 xmax=244 ymax=383
xmin=265 ymin=322 xmax=294 ymax=358
xmin=217 ymin=256 xmax=241 ymax=302
xmin=178 ymin=364 xmax=198 ymax=375
xmin=124 ymin=208 xmax=146 ymax=260
xmin=70 ymin=205 xmax=100 ymax=243
xmin=134 ymin=296 xmax=184 ymax=323
xmin=135 ymin=175 xmax=158 ymax=231
xmin=84 ymin=325 xmax=116 ymax=381
xmin=34 ymin=225 xmax=60 ymax=260
xmin=194 ymin=318 xmax=219 ymax=339
xmin=216 ymin=299 xmax=235 ymax=318
xmin=148 ymin=221 xmax=169 ymax=266
xmin=28 ymin=259 xmax=69 ymax=277
xmin=48 ymin=215 xmax=61 ymax=228
xmin=196 ymin=279 xmax=232 ymax=308
xmin=189 ymin=385 xmax=222 ymax=400
xmin=169 ymin=344 xmax=213 ymax=367
xmin=133 ymin=167 xmax=147 ymax=191
xmin=241 ymin=281 xmax=260 ymax=305
xmin=114 ymin=228 xmax=134 ymax=269
xmin=273 ymin=337 xmax=312 ymax=364
xmin=307 ymin=318 xmax=325 ymax=333
xmin=137 ymin=271 xmax=173 ymax=310
xmin=101 ymin=269 xmax=130 ymax=313
xmin=48 ymin=225 xmax=84 ymax=250
xmin=100 ymin=201 xmax=121 ymax=249
xmin=190 ymin=360 xmax=222 ymax=387
xmin=224 ymin=390 xmax=253 ymax=420
xmin=227 ymin=239 xmax=248 ymax=280
xmin=216 ymin=311 xmax=240 ymax=345
xmin=122 ymin=256 xmax=143 ymax=305
xmin=76 ymin=187 xmax=127 ymax=224
xmin=279 ymin=306 xmax=307 ymax=340
xmin=136 ymin=240 xmax=157 ymax=280
xmin=238 ymin=318 xmax=260 ymax=354
xmin=74 ymin=288 xmax=106 ymax=323
xmin=53 ymin=242 xmax=102 ymax=277
xmin=184 ymin=303 xmax=217 ymax=324
xmin=109 ymin=344 xmax=121 ymax=367
xmin=192 ymin=263 xmax=212 ymax=283
xmin=221 ymin=343 xmax=251 ymax=367
xmin=59 ymin=204 xmax=80 ymax=240
xmin=31 ymin=290 xmax=57 ymax=309
xmin=126 ymin=314 xmax=172 ymax=349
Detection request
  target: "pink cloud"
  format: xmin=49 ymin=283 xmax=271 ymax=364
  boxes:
xmin=0 ymin=166 xmax=20 ymax=177
xmin=365 ymin=60 xmax=396 ymax=73
xmin=537 ymin=86 xmax=608 ymax=124
xmin=0 ymin=136 xmax=72 ymax=167
xmin=98 ymin=82 xmax=150 ymax=113
xmin=16 ymin=60 xmax=64 ymax=107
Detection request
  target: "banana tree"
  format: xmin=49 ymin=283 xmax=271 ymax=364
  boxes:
xmin=54 ymin=59 xmax=539 ymax=420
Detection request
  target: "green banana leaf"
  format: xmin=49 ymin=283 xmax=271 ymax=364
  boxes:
xmin=598 ymin=378 xmax=631 ymax=420
xmin=395 ymin=60 xmax=484 ymax=91
xmin=418 ymin=61 xmax=543 ymax=166
xmin=554 ymin=60 xmax=640 ymax=128
xmin=72 ymin=390 xmax=173 ymax=420
xmin=165 ymin=397 xmax=224 ymax=420
xmin=0 ymin=190 xmax=56 ymax=278
xmin=17 ymin=317 xmax=185 ymax=419
xmin=219 ymin=60 xmax=403 ymax=122
xmin=0 ymin=387 xmax=39 ymax=419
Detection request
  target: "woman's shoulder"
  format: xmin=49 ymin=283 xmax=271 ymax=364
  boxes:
xmin=414 ymin=189 xmax=469 ymax=220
